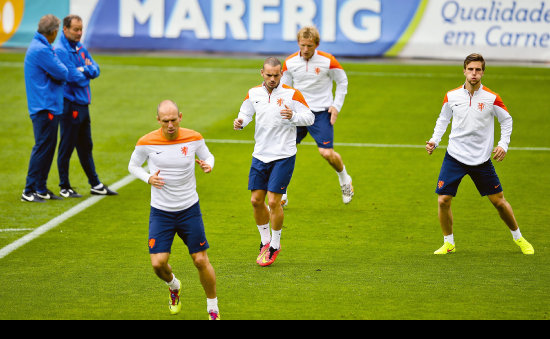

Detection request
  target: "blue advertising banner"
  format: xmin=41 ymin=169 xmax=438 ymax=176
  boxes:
xmin=83 ymin=0 xmax=423 ymax=56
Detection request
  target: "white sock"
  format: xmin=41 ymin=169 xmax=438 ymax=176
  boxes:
xmin=166 ymin=274 xmax=180 ymax=291
xmin=257 ymin=223 xmax=271 ymax=245
xmin=444 ymin=234 xmax=455 ymax=245
xmin=337 ymin=166 xmax=351 ymax=185
xmin=511 ymin=228 xmax=522 ymax=241
xmin=207 ymin=297 xmax=219 ymax=313
xmin=271 ymin=229 xmax=282 ymax=249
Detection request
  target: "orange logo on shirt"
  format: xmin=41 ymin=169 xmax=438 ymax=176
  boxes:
xmin=315 ymin=67 xmax=321 ymax=75
xmin=277 ymin=98 xmax=284 ymax=107
xmin=438 ymin=180 xmax=445 ymax=189
xmin=181 ymin=146 xmax=188 ymax=156
xmin=478 ymin=103 xmax=485 ymax=111
xmin=148 ymin=238 xmax=156 ymax=249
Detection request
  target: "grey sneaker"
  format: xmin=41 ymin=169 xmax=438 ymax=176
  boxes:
xmin=90 ymin=185 xmax=118 ymax=196
xmin=21 ymin=192 xmax=46 ymax=203
xmin=60 ymin=188 xmax=82 ymax=198
xmin=37 ymin=190 xmax=63 ymax=200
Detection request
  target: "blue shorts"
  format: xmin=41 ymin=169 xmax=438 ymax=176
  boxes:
xmin=248 ymin=155 xmax=296 ymax=194
xmin=436 ymin=152 xmax=503 ymax=197
xmin=297 ymin=110 xmax=334 ymax=149
xmin=148 ymin=202 xmax=209 ymax=255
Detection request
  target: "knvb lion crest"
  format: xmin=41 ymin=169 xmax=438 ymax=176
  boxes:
xmin=478 ymin=103 xmax=485 ymax=111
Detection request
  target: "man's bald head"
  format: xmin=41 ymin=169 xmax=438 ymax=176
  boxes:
xmin=157 ymin=100 xmax=180 ymax=117
xmin=157 ymin=100 xmax=182 ymax=140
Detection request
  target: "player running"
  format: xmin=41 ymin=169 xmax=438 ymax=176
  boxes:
xmin=281 ymin=26 xmax=353 ymax=205
xmin=234 ymin=57 xmax=314 ymax=266
xmin=426 ymin=53 xmax=534 ymax=255
xmin=128 ymin=100 xmax=220 ymax=320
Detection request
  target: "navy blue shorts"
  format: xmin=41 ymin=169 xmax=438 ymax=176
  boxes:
xmin=436 ymin=152 xmax=503 ymax=197
xmin=248 ymin=155 xmax=296 ymax=194
xmin=297 ymin=110 xmax=334 ymax=149
xmin=148 ymin=202 xmax=209 ymax=255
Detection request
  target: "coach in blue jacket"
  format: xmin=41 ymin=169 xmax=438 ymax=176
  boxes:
xmin=22 ymin=15 xmax=68 ymax=203
xmin=55 ymin=15 xmax=117 ymax=198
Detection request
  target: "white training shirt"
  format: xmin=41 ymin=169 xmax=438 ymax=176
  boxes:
xmin=238 ymin=82 xmax=314 ymax=163
xmin=282 ymin=50 xmax=348 ymax=112
xmin=128 ymin=128 xmax=214 ymax=212
xmin=429 ymin=84 xmax=513 ymax=166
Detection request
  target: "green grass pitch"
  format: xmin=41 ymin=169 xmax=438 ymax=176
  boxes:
xmin=0 ymin=51 xmax=549 ymax=319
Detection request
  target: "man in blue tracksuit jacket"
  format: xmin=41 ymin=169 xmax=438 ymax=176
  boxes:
xmin=54 ymin=15 xmax=117 ymax=198
xmin=22 ymin=15 xmax=68 ymax=203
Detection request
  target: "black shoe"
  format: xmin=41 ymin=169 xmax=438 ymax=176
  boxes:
xmin=90 ymin=185 xmax=118 ymax=196
xmin=60 ymin=187 xmax=83 ymax=198
xmin=36 ymin=190 xmax=63 ymax=200
xmin=21 ymin=192 xmax=46 ymax=203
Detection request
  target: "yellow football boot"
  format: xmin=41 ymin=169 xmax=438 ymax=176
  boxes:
xmin=514 ymin=237 xmax=534 ymax=255
xmin=169 ymin=288 xmax=182 ymax=315
xmin=434 ymin=242 xmax=455 ymax=255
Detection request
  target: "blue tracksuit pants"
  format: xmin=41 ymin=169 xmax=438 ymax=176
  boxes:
xmin=57 ymin=99 xmax=100 ymax=189
xmin=25 ymin=111 xmax=59 ymax=194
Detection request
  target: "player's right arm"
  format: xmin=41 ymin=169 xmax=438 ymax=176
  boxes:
xmin=234 ymin=91 xmax=255 ymax=130
xmin=128 ymin=146 xmax=163 ymax=187
xmin=427 ymin=93 xmax=453 ymax=154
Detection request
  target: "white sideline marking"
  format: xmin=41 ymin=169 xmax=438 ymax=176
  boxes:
xmin=1 ymin=61 xmax=550 ymax=81
xmin=205 ymin=139 xmax=550 ymax=151
xmin=0 ymin=229 xmax=35 ymax=233
xmin=1 ymin=139 xmax=548 ymax=260
xmin=0 ymin=175 xmax=136 ymax=259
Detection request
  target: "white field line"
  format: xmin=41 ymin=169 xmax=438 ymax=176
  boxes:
xmin=205 ymin=139 xmax=550 ymax=151
xmin=1 ymin=141 xmax=548 ymax=259
xmin=0 ymin=175 xmax=136 ymax=259
xmin=1 ymin=61 xmax=550 ymax=80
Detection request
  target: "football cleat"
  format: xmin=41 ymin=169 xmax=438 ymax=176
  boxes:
xmin=257 ymin=242 xmax=270 ymax=265
xmin=341 ymin=178 xmax=354 ymax=204
xmin=514 ymin=237 xmax=534 ymax=255
xmin=434 ymin=242 xmax=456 ymax=255
xmin=21 ymin=192 xmax=46 ymax=203
xmin=168 ymin=288 xmax=182 ymax=315
xmin=91 ymin=185 xmax=118 ymax=196
xmin=60 ymin=187 xmax=82 ymax=198
xmin=281 ymin=193 xmax=288 ymax=208
xmin=208 ymin=311 xmax=221 ymax=320
xmin=258 ymin=246 xmax=281 ymax=267
xmin=36 ymin=190 xmax=63 ymax=200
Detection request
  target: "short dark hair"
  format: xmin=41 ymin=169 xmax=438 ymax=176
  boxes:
xmin=464 ymin=53 xmax=485 ymax=71
xmin=63 ymin=14 xmax=82 ymax=28
xmin=263 ymin=57 xmax=281 ymax=69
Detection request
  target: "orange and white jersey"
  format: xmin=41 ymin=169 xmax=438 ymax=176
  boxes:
xmin=282 ymin=50 xmax=348 ymax=112
xmin=429 ymin=84 xmax=512 ymax=166
xmin=128 ymin=128 xmax=214 ymax=212
xmin=238 ymin=82 xmax=314 ymax=163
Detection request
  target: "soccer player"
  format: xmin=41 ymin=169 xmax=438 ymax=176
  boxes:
xmin=426 ymin=53 xmax=534 ymax=255
xmin=234 ymin=57 xmax=314 ymax=266
xmin=281 ymin=26 xmax=353 ymax=205
xmin=21 ymin=14 xmax=68 ymax=202
xmin=55 ymin=15 xmax=117 ymax=198
xmin=128 ymin=100 xmax=220 ymax=320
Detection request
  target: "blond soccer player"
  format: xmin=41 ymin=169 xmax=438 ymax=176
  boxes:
xmin=281 ymin=26 xmax=353 ymax=205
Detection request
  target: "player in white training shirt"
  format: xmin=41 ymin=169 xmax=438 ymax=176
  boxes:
xmin=128 ymin=100 xmax=220 ymax=320
xmin=282 ymin=26 xmax=353 ymax=205
xmin=426 ymin=54 xmax=534 ymax=255
xmin=234 ymin=57 xmax=314 ymax=266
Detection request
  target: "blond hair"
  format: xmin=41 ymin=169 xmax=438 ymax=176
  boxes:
xmin=297 ymin=26 xmax=320 ymax=45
